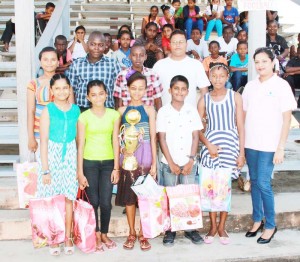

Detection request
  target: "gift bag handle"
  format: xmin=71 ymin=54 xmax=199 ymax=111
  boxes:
xmin=79 ymin=189 xmax=91 ymax=205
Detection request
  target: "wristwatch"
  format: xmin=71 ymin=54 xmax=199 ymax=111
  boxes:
xmin=42 ymin=170 xmax=50 ymax=175
xmin=187 ymin=155 xmax=197 ymax=161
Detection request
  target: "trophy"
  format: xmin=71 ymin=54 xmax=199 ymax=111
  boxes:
xmin=120 ymin=109 xmax=144 ymax=171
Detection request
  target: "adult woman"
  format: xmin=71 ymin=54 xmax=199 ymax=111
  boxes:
xmin=242 ymin=47 xmax=296 ymax=244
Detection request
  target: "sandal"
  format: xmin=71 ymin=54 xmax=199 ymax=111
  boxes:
xmin=95 ymin=242 xmax=105 ymax=254
xmin=64 ymin=237 xmax=75 ymax=255
xmin=138 ymin=235 xmax=151 ymax=251
xmin=49 ymin=245 xmax=60 ymax=256
xmin=104 ymin=240 xmax=117 ymax=251
xmin=123 ymin=235 xmax=136 ymax=250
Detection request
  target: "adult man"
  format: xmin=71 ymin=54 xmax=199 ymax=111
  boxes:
xmin=153 ymin=30 xmax=210 ymax=107
xmin=114 ymin=45 xmax=163 ymax=110
xmin=66 ymin=31 xmax=121 ymax=111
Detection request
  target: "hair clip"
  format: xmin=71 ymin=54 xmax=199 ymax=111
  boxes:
xmin=125 ymin=69 xmax=136 ymax=81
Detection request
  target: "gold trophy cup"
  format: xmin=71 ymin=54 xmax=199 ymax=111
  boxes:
xmin=120 ymin=109 xmax=144 ymax=171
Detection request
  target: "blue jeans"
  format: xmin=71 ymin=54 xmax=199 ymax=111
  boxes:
xmin=241 ymin=22 xmax=248 ymax=33
xmin=230 ymin=71 xmax=248 ymax=92
xmin=161 ymin=162 xmax=197 ymax=186
xmin=185 ymin=18 xmax=204 ymax=40
xmin=204 ymin=19 xmax=222 ymax=41
xmin=245 ymin=148 xmax=275 ymax=229
xmin=83 ymin=159 xmax=114 ymax=233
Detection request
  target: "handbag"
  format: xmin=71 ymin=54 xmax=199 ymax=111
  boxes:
xmin=16 ymin=153 xmax=38 ymax=208
xmin=73 ymin=190 xmax=96 ymax=253
xmin=237 ymin=175 xmax=251 ymax=192
xmin=29 ymin=194 xmax=66 ymax=248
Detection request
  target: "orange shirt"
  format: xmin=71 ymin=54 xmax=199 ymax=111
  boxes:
xmin=202 ymin=56 xmax=228 ymax=73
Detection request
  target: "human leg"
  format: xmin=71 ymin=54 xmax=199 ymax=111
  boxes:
xmin=0 ymin=19 xmax=15 ymax=51
xmin=204 ymin=20 xmax=216 ymax=41
xmin=123 ymin=204 xmax=137 ymax=249
xmin=230 ymin=71 xmax=243 ymax=91
xmin=196 ymin=19 xmax=204 ymax=34
xmin=204 ymin=212 xmax=218 ymax=244
xmin=175 ymin=18 xmax=185 ymax=31
xmin=185 ymin=18 xmax=193 ymax=39
xmin=64 ymin=197 xmax=74 ymax=255
xmin=215 ymin=19 xmax=223 ymax=37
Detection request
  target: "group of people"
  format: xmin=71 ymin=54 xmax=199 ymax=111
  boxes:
xmin=27 ymin=19 xmax=296 ymax=255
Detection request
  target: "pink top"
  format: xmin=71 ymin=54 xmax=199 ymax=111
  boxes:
xmin=160 ymin=16 xmax=175 ymax=27
xmin=189 ymin=10 xmax=197 ymax=22
xmin=242 ymin=74 xmax=297 ymax=152
xmin=59 ymin=49 xmax=72 ymax=66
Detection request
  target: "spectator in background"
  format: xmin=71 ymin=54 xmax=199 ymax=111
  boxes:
xmin=183 ymin=0 xmax=204 ymax=40
xmin=54 ymin=35 xmax=72 ymax=74
xmin=217 ymin=26 xmax=238 ymax=60
xmin=68 ymin=25 xmax=88 ymax=60
xmin=0 ymin=17 xmax=15 ymax=52
xmin=239 ymin=11 xmax=248 ymax=33
xmin=112 ymin=25 xmax=135 ymax=51
xmin=221 ymin=0 xmax=239 ymax=31
xmin=36 ymin=2 xmax=56 ymax=34
xmin=112 ymin=30 xmax=132 ymax=70
xmin=162 ymin=24 xmax=174 ymax=57
xmin=237 ymin=29 xmax=248 ymax=43
xmin=104 ymin=33 xmax=114 ymax=58
xmin=160 ymin=4 xmax=175 ymax=28
xmin=172 ymin=0 xmax=184 ymax=31
xmin=289 ymin=33 xmax=300 ymax=59
xmin=134 ymin=22 xmax=164 ymax=68
xmin=266 ymin=10 xmax=279 ymax=25
xmin=141 ymin=6 xmax=161 ymax=34
xmin=186 ymin=28 xmax=209 ymax=61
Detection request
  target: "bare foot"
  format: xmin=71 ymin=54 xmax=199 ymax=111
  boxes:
xmin=206 ymin=227 xmax=218 ymax=237
xmin=260 ymin=228 xmax=276 ymax=239
xmin=218 ymin=228 xmax=229 ymax=238
xmin=249 ymin=221 xmax=263 ymax=232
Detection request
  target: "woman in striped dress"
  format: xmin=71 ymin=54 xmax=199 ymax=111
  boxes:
xmin=198 ymin=62 xmax=245 ymax=244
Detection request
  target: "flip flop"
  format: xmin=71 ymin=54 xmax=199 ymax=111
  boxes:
xmin=49 ymin=245 xmax=61 ymax=256
xmin=104 ymin=240 xmax=117 ymax=251
xmin=95 ymin=243 xmax=105 ymax=254
xmin=123 ymin=235 xmax=136 ymax=250
xmin=138 ymin=235 xmax=151 ymax=251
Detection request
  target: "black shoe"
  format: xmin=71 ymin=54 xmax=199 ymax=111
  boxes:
xmin=122 ymin=208 xmax=126 ymax=214
xmin=163 ymin=231 xmax=176 ymax=246
xmin=184 ymin=230 xmax=204 ymax=245
xmin=245 ymin=220 xmax=264 ymax=238
xmin=257 ymin=227 xmax=277 ymax=244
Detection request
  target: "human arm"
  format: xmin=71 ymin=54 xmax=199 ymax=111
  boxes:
xmin=79 ymin=38 xmax=88 ymax=53
xmin=235 ymin=92 xmax=245 ymax=168
xmin=27 ymin=84 xmax=38 ymax=152
xmin=111 ymin=115 xmax=121 ymax=184
xmin=277 ymin=48 xmax=289 ymax=60
xmin=154 ymin=97 xmax=162 ymax=111
xmin=68 ymin=39 xmax=76 ymax=54
xmin=266 ymin=10 xmax=278 ymax=21
xmin=182 ymin=130 xmax=199 ymax=176
xmin=36 ymin=12 xmax=51 ymax=21
xmin=289 ymin=45 xmax=297 ymax=58
xmin=147 ymin=106 xmax=157 ymax=179
xmin=141 ymin=17 xmax=147 ymax=34
xmin=39 ymin=108 xmax=50 ymax=185
xmin=230 ymin=66 xmax=248 ymax=72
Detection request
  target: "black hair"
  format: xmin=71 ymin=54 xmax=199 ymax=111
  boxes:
xmin=88 ymin=31 xmax=105 ymax=42
xmin=50 ymin=73 xmax=70 ymax=88
xmin=222 ymin=25 xmax=234 ymax=34
xmin=237 ymin=29 xmax=247 ymax=37
xmin=237 ymin=41 xmax=248 ymax=48
xmin=170 ymin=29 xmax=187 ymax=41
xmin=131 ymin=44 xmax=146 ymax=53
xmin=170 ymin=75 xmax=189 ymax=89
xmin=143 ymin=22 xmax=158 ymax=39
xmin=75 ymin=25 xmax=85 ymax=32
xmin=148 ymin=5 xmax=159 ymax=23
xmin=172 ymin=0 xmax=181 ymax=4
xmin=38 ymin=46 xmax=58 ymax=60
xmin=208 ymin=40 xmax=220 ymax=48
xmin=45 ymin=2 xmax=55 ymax=9
xmin=117 ymin=25 xmax=134 ymax=40
xmin=54 ymin=35 xmax=68 ymax=64
xmin=191 ymin=27 xmax=202 ymax=34
xmin=209 ymin=62 xmax=230 ymax=74
xmin=103 ymin=33 xmax=112 ymax=38
xmin=162 ymin=23 xmax=174 ymax=31
xmin=161 ymin=4 xmax=171 ymax=14
xmin=267 ymin=19 xmax=279 ymax=27
xmin=117 ymin=30 xmax=132 ymax=40
xmin=87 ymin=80 xmax=107 ymax=95
xmin=189 ymin=0 xmax=196 ymax=3
xmin=253 ymin=47 xmax=275 ymax=61
xmin=127 ymin=71 xmax=147 ymax=88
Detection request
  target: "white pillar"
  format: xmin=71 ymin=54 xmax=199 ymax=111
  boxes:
xmin=248 ymin=10 xmax=266 ymax=80
xmin=15 ymin=0 xmax=35 ymax=161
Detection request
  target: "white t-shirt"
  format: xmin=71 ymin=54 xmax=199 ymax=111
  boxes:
xmin=68 ymin=40 xmax=87 ymax=60
xmin=156 ymin=102 xmax=203 ymax=166
xmin=217 ymin=37 xmax=238 ymax=58
xmin=186 ymin=39 xmax=210 ymax=59
xmin=153 ymin=56 xmax=210 ymax=107
xmin=205 ymin=5 xmax=224 ymax=18
xmin=242 ymin=74 xmax=297 ymax=152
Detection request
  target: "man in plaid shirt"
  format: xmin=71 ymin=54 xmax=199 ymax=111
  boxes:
xmin=113 ymin=45 xmax=163 ymax=110
xmin=66 ymin=31 xmax=121 ymax=111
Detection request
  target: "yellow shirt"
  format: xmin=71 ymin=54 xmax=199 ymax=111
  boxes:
xmin=79 ymin=109 xmax=120 ymax=160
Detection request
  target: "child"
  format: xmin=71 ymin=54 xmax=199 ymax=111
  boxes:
xmin=162 ymin=24 xmax=174 ymax=57
xmin=77 ymin=80 xmax=120 ymax=252
xmin=186 ymin=28 xmax=209 ymax=61
xmin=112 ymin=25 xmax=135 ymax=51
xmin=157 ymin=75 xmax=203 ymax=246
xmin=229 ymin=41 xmax=248 ymax=91
xmin=172 ymin=0 xmax=184 ymax=31
xmin=221 ymin=0 xmax=239 ymax=31
xmin=198 ymin=62 xmax=245 ymax=245
xmin=38 ymin=74 xmax=80 ymax=256
xmin=103 ymin=33 xmax=114 ymax=58
xmin=217 ymin=26 xmax=238 ymax=60
xmin=115 ymin=71 xmax=156 ymax=251
xmin=202 ymin=41 xmax=228 ymax=77
xmin=141 ymin=5 xmax=161 ymax=34
xmin=68 ymin=25 xmax=88 ymax=60
xmin=54 ymin=35 xmax=72 ymax=74
xmin=183 ymin=0 xmax=204 ymax=40
xmin=160 ymin=4 xmax=175 ymax=28
xmin=112 ymin=30 xmax=133 ymax=69
xmin=237 ymin=29 xmax=248 ymax=43
xmin=204 ymin=0 xmax=224 ymax=41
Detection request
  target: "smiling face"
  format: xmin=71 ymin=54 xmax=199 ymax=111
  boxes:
xmin=120 ymin=32 xmax=131 ymax=50
xmin=172 ymin=1 xmax=180 ymax=10
xmin=187 ymin=0 xmax=195 ymax=9
xmin=254 ymin=52 xmax=275 ymax=78
xmin=87 ymin=35 xmax=106 ymax=61
xmin=223 ymin=27 xmax=234 ymax=43
xmin=267 ymin=21 xmax=278 ymax=36
xmin=51 ymin=78 xmax=70 ymax=102
xmin=209 ymin=67 xmax=229 ymax=90
xmin=169 ymin=80 xmax=189 ymax=103
xmin=237 ymin=43 xmax=248 ymax=57
xmin=209 ymin=42 xmax=220 ymax=56
xmin=87 ymin=85 xmax=107 ymax=107
xmin=191 ymin=29 xmax=201 ymax=42
xmin=128 ymin=79 xmax=146 ymax=102
xmin=40 ymin=51 xmax=58 ymax=73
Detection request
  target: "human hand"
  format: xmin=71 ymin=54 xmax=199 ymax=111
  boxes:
xmin=236 ymin=155 xmax=246 ymax=169
xmin=78 ymin=175 xmax=89 ymax=190
xmin=150 ymin=165 xmax=157 ymax=179
xmin=111 ymin=170 xmax=120 ymax=184
xmin=192 ymin=50 xmax=200 ymax=60
xmin=169 ymin=162 xmax=181 ymax=175
xmin=42 ymin=173 xmax=51 ymax=185
xmin=28 ymin=137 xmax=38 ymax=152
xmin=273 ymin=148 xmax=284 ymax=164
xmin=182 ymin=160 xmax=193 ymax=176
xmin=207 ymin=143 xmax=221 ymax=159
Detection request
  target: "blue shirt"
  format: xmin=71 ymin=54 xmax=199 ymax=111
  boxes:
xmin=223 ymin=7 xmax=239 ymax=24
xmin=66 ymin=55 xmax=121 ymax=108
xmin=230 ymin=53 xmax=248 ymax=76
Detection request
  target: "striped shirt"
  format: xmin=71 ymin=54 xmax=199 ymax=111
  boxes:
xmin=66 ymin=55 xmax=121 ymax=108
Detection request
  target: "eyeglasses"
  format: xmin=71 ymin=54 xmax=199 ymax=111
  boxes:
xmin=171 ymin=40 xmax=186 ymax=45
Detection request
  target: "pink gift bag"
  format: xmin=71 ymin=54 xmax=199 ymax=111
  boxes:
xmin=16 ymin=160 xmax=38 ymax=208
xmin=29 ymin=194 xmax=66 ymax=248
xmin=73 ymin=191 xmax=96 ymax=253
xmin=166 ymin=184 xmax=203 ymax=231
xmin=138 ymin=186 xmax=171 ymax=238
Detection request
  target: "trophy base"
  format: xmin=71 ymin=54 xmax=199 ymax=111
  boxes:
xmin=122 ymin=156 xmax=138 ymax=171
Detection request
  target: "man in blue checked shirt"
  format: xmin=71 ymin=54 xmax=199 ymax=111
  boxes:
xmin=66 ymin=31 xmax=121 ymax=111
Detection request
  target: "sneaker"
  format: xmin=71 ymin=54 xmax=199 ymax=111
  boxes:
xmin=184 ymin=230 xmax=204 ymax=245
xmin=163 ymin=231 xmax=176 ymax=246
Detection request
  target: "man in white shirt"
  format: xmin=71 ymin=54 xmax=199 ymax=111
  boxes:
xmin=153 ymin=30 xmax=210 ymax=107
xmin=217 ymin=26 xmax=238 ymax=60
